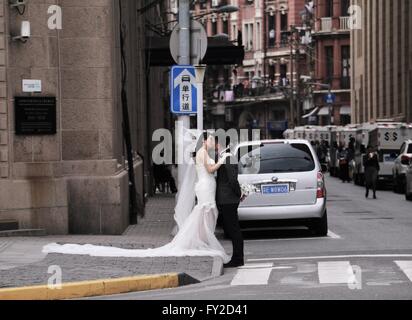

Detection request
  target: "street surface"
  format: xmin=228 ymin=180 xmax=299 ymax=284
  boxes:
xmin=97 ymin=176 xmax=412 ymax=300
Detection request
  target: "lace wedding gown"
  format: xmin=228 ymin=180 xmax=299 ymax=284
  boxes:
xmin=42 ymin=151 xmax=231 ymax=263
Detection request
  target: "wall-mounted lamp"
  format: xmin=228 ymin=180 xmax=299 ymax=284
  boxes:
xmin=9 ymin=0 xmax=27 ymax=15
xmin=12 ymin=21 xmax=31 ymax=43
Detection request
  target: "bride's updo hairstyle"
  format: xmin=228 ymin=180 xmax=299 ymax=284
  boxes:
xmin=192 ymin=131 xmax=214 ymax=158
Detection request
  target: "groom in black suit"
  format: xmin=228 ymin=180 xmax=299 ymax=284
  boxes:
xmin=215 ymin=137 xmax=244 ymax=268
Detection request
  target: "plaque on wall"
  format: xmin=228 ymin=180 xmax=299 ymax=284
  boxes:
xmin=15 ymin=97 xmax=57 ymax=135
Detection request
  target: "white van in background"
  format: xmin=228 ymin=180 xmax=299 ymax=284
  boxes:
xmin=368 ymin=123 xmax=412 ymax=185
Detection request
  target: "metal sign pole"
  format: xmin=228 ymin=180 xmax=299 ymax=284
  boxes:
xmin=177 ymin=0 xmax=191 ymax=190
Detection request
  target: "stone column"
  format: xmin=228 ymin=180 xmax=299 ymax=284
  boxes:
xmin=0 ymin=0 xmax=146 ymax=235
xmin=0 ymin=0 xmax=7 ymax=180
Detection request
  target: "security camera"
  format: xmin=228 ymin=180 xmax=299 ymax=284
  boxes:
xmin=12 ymin=21 xmax=31 ymax=42
xmin=9 ymin=0 xmax=27 ymax=7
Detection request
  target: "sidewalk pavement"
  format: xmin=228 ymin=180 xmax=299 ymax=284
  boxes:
xmin=0 ymin=195 xmax=225 ymax=291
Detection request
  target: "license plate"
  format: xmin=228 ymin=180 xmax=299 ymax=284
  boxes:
xmin=383 ymin=154 xmax=396 ymax=162
xmin=262 ymin=184 xmax=290 ymax=195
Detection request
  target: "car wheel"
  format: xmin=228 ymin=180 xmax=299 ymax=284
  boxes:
xmin=309 ymin=211 xmax=328 ymax=237
xmin=394 ymin=175 xmax=404 ymax=194
xmin=406 ymin=185 xmax=412 ymax=201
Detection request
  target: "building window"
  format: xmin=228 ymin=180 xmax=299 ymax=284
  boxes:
xmin=269 ymin=65 xmax=276 ymax=84
xmin=222 ymin=19 xmax=229 ymax=35
xmin=256 ymin=21 xmax=261 ymax=50
xmin=232 ymin=23 xmax=238 ymax=42
xmin=280 ymin=13 xmax=289 ymax=47
xmin=281 ymin=12 xmax=288 ymax=31
xmin=268 ymin=14 xmax=276 ymax=48
xmin=249 ymin=23 xmax=254 ymax=50
xmin=341 ymin=0 xmax=350 ymax=16
xmin=341 ymin=45 xmax=350 ymax=89
xmin=199 ymin=0 xmax=207 ymax=10
xmin=212 ymin=19 xmax=218 ymax=35
xmin=244 ymin=23 xmax=254 ymax=51
xmin=325 ymin=46 xmax=334 ymax=84
xmin=325 ymin=0 xmax=333 ymax=17
xmin=279 ymin=64 xmax=288 ymax=86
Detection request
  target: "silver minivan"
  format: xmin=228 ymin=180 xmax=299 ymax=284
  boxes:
xmin=234 ymin=140 xmax=328 ymax=236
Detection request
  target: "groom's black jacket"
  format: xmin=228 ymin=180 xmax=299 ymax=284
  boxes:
xmin=216 ymin=155 xmax=242 ymax=205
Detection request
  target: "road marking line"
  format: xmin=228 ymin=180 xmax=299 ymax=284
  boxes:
xmin=248 ymin=254 xmax=412 ymax=263
xmin=231 ymin=263 xmax=273 ymax=286
xmin=318 ymin=261 xmax=354 ymax=284
xmin=395 ymin=261 xmax=412 ymax=282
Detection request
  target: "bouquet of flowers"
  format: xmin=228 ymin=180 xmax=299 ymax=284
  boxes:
xmin=240 ymin=183 xmax=258 ymax=201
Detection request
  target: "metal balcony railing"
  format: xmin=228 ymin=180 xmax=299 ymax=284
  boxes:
xmin=339 ymin=16 xmax=350 ymax=30
xmin=320 ymin=18 xmax=332 ymax=32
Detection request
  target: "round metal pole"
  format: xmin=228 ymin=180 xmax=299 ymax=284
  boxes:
xmin=177 ymin=0 xmax=191 ymax=190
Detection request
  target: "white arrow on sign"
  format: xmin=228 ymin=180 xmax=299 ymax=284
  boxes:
xmin=173 ymin=69 xmax=196 ymax=88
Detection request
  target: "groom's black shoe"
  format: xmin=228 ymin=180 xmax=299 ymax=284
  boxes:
xmin=224 ymin=260 xmax=244 ymax=268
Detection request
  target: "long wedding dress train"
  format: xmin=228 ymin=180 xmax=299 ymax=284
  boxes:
xmin=42 ymin=154 xmax=231 ymax=263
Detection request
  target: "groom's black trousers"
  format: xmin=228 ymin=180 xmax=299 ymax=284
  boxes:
xmin=218 ymin=204 xmax=244 ymax=263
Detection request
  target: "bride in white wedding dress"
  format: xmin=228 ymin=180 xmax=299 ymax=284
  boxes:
xmin=43 ymin=134 xmax=231 ymax=264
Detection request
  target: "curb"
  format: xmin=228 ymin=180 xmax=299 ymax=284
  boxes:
xmin=0 ymin=273 xmax=199 ymax=300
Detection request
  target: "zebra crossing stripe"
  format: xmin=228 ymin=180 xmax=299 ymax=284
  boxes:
xmin=318 ymin=261 xmax=355 ymax=284
xmin=395 ymin=261 xmax=412 ymax=282
xmin=230 ymin=263 xmax=273 ymax=286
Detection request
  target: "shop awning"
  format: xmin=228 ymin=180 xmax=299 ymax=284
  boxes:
xmin=147 ymin=36 xmax=245 ymax=66
xmin=317 ymin=107 xmax=330 ymax=116
xmin=340 ymin=106 xmax=351 ymax=115
xmin=302 ymin=107 xmax=319 ymax=119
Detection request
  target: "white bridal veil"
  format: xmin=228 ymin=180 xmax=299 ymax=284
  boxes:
xmin=172 ymin=128 xmax=202 ymax=235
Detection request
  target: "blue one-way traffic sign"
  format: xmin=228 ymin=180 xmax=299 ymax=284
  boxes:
xmin=324 ymin=93 xmax=336 ymax=104
xmin=170 ymin=66 xmax=198 ymax=115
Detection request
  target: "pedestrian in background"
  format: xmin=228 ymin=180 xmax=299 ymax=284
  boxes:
xmin=338 ymin=143 xmax=350 ymax=182
xmin=363 ymin=145 xmax=380 ymax=199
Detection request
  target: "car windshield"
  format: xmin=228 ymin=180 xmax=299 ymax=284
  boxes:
xmin=408 ymin=144 xmax=412 ymax=153
xmin=237 ymin=143 xmax=315 ymax=174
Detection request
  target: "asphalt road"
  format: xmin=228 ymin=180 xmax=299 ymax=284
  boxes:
xmin=97 ymin=176 xmax=412 ymax=300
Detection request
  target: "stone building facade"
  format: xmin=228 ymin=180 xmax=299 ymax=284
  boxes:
xmin=0 ymin=0 xmax=168 ymax=235
xmin=351 ymin=0 xmax=412 ymax=124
